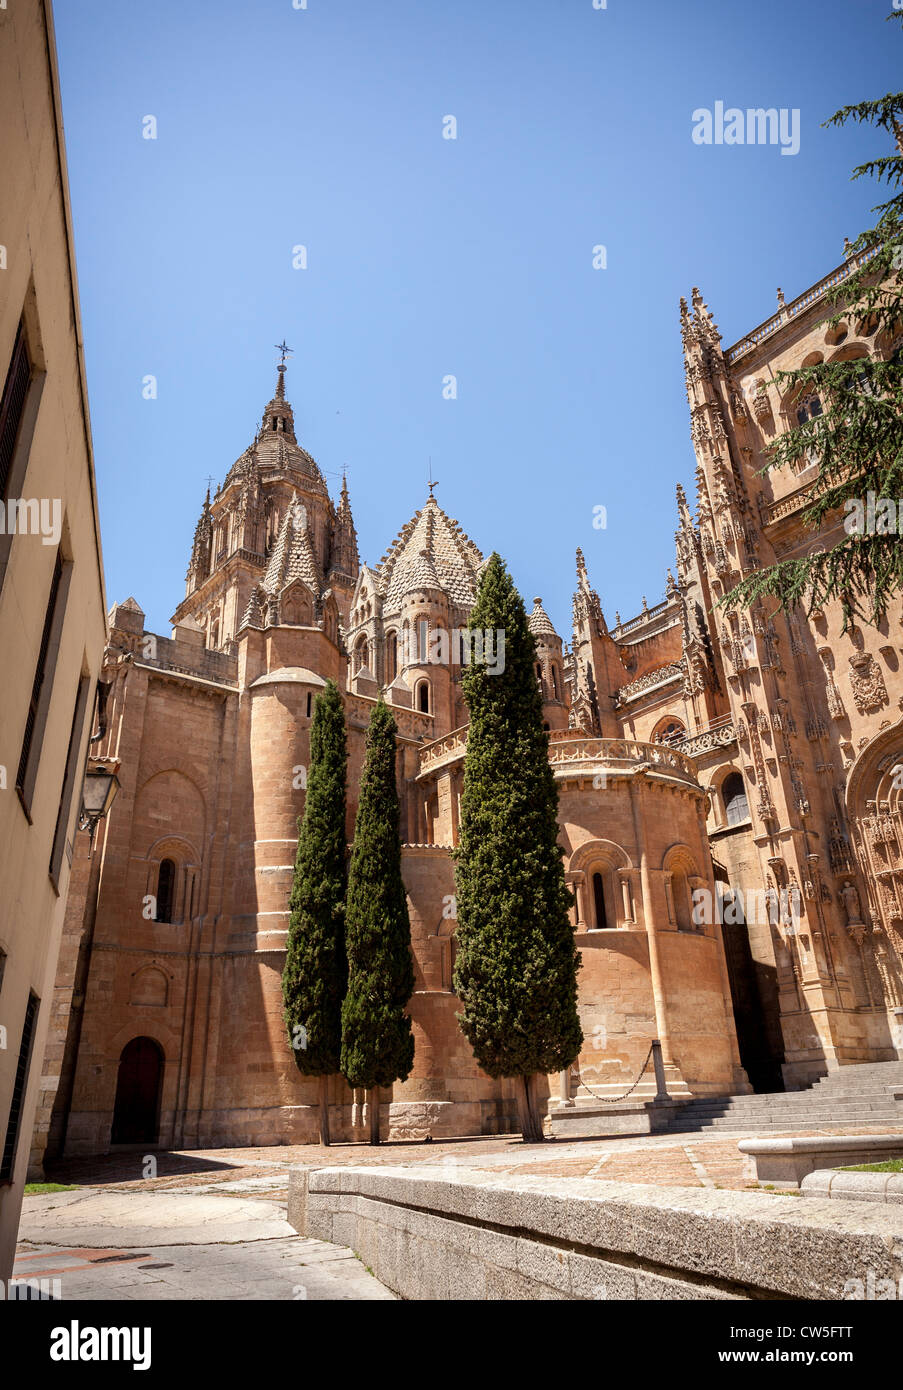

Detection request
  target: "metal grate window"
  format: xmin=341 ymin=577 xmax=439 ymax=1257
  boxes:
xmin=1 ymin=992 xmax=40 ymax=1183
xmin=0 ymin=320 xmax=31 ymax=499
xmin=17 ymin=550 xmax=64 ymax=795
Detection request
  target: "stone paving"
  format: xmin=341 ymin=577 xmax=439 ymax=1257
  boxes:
xmin=12 ymin=1234 xmax=393 ymax=1301
xmin=18 ymin=1121 xmax=903 ymax=1299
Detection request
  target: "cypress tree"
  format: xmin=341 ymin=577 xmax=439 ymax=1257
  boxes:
xmin=453 ymin=553 xmax=582 ymax=1142
xmin=722 ymin=25 xmax=903 ymax=628
xmin=282 ymin=679 xmax=348 ymax=1146
xmin=341 ymin=696 xmax=415 ymax=1144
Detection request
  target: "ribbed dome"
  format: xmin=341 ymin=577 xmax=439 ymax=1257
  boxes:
xmin=528 ymin=597 xmax=558 ymax=639
xmin=376 ymin=495 xmax=483 ymax=613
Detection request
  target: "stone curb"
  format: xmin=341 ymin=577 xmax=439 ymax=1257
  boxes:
xmin=800 ymin=1169 xmax=903 ymax=1204
xmin=738 ymin=1133 xmax=903 ymax=1186
xmin=287 ymin=1164 xmax=903 ymax=1301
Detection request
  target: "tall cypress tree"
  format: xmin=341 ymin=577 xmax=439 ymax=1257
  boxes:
xmin=282 ymin=679 xmax=348 ymax=1146
xmin=453 ymin=553 xmax=582 ymax=1142
xmin=341 ymin=696 xmax=415 ymax=1144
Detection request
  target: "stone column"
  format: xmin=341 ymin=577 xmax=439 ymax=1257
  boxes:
xmin=571 ymin=871 xmax=587 ymax=929
xmin=617 ymin=869 xmax=633 ymax=925
xmin=695 ymin=795 xmax=751 ymax=1093
xmin=628 ymin=775 xmax=675 ymax=1066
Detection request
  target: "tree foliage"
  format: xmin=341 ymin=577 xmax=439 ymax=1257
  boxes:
xmin=282 ymin=679 xmax=348 ymax=1077
xmin=340 ymin=697 xmax=415 ymax=1091
xmin=722 ymin=22 xmax=903 ymax=629
xmin=453 ymin=553 xmax=583 ymax=1093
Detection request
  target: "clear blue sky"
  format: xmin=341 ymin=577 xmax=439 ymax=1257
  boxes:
xmin=53 ymin=0 xmax=900 ymax=639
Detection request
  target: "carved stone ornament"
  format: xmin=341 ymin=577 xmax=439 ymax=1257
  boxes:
xmin=848 ymin=652 xmax=889 ymax=716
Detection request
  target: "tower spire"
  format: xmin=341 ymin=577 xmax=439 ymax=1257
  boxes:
xmin=260 ymin=346 xmax=297 ymax=442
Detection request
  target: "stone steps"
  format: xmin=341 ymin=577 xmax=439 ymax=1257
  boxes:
xmin=660 ymin=1060 xmax=903 ymax=1136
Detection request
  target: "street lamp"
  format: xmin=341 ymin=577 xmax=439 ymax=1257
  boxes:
xmin=78 ymin=766 xmax=120 ymax=839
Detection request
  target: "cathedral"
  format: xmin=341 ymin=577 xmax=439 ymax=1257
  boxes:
xmin=34 ymin=245 xmax=903 ymax=1163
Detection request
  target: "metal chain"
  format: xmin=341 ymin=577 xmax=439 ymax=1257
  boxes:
xmin=572 ymin=1042 xmax=655 ymax=1104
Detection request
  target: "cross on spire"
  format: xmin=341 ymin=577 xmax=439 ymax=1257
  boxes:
xmin=275 ymin=340 xmax=293 ymax=366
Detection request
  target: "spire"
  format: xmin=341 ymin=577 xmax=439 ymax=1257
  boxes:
xmin=260 ymin=354 xmax=297 ymax=443
xmin=330 ymin=473 xmax=359 ymax=580
xmin=690 ymin=286 xmax=721 ymax=343
xmin=572 ymin=547 xmax=605 ymax=632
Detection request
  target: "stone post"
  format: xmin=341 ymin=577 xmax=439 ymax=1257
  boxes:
xmin=651 ymin=1040 xmax=669 ymax=1101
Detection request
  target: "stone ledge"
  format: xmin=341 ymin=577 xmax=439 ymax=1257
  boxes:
xmin=739 ymin=1134 xmax=903 ymax=1186
xmin=801 ymin=1169 xmax=903 ymax=1204
xmin=287 ymin=1165 xmax=903 ymax=1301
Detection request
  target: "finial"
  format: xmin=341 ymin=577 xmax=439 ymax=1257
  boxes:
xmin=615 ymin=610 xmax=621 ymax=628
xmin=843 ymin=236 xmax=852 ymax=257
xmin=533 ymin=596 xmax=542 ymax=607
xmin=427 ymin=458 xmax=438 ymax=497
xmin=274 ymin=341 xmax=293 ymax=400
xmin=777 ymin=287 xmax=785 ymax=308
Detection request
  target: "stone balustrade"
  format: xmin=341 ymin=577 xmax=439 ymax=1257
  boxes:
xmin=725 ymin=247 xmax=879 ymax=365
xmin=674 ymin=721 xmax=737 ymax=757
xmin=418 ymin=729 xmax=702 ymax=789
xmin=417 ymin=726 xmax=469 ymax=778
xmin=549 ymin=736 xmax=700 ymax=788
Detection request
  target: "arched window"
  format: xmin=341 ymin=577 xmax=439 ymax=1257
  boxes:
xmin=210 ymin=619 xmax=219 ymax=651
xmin=536 ymin=662 xmax=544 ymax=694
xmin=653 ymin=718 xmax=686 ymax=746
xmin=671 ymin=871 xmax=692 ymax=931
xmin=385 ymin=631 xmax=398 ymax=685
xmin=417 ymin=680 xmax=430 ymax=714
xmin=795 ymin=392 xmax=822 ymax=425
xmin=723 ymin=772 xmax=750 ymax=826
xmin=354 ymin=636 xmax=369 ymax=674
xmin=418 ymin=620 xmax=430 ymax=664
xmin=551 ymin=665 xmax=559 ymax=699
xmin=592 ymin=872 xmax=608 ymax=929
xmin=156 ymin=859 xmax=175 ymax=923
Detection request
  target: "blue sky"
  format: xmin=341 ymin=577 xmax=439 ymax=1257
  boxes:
xmin=53 ymin=0 xmax=901 ymax=639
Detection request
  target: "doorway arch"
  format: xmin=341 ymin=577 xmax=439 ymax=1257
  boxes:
xmin=111 ymin=1037 xmax=163 ymax=1144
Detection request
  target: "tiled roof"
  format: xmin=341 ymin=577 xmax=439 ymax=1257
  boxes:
xmin=376 ymin=497 xmax=483 ymax=612
xmin=528 ymin=597 xmax=558 ymax=638
xmin=262 ymin=492 xmax=323 ymax=597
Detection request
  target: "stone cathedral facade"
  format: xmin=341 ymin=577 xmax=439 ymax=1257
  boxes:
xmin=34 ymin=246 xmax=903 ymax=1162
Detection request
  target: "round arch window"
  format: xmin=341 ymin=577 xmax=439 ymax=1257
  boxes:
xmin=722 ymin=772 xmax=749 ymax=826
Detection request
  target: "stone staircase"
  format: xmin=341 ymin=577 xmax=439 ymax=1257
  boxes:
xmin=660 ymin=1061 xmax=903 ymax=1135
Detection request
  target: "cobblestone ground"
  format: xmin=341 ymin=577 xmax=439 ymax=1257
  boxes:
xmin=17 ymin=1122 xmax=903 ymax=1299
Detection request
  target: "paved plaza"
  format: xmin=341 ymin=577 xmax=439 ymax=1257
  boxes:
xmin=14 ymin=1121 xmax=903 ymax=1300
